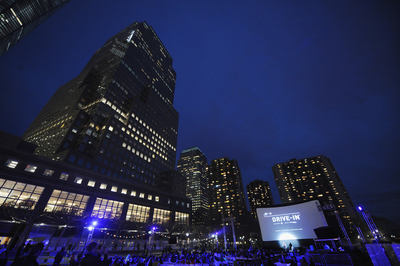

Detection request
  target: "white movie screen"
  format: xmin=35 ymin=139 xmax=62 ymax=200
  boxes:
xmin=256 ymin=200 xmax=327 ymax=242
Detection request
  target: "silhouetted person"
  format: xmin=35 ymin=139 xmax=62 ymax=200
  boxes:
xmin=66 ymin=243 xmax=72 ymax=256
xmin=53 ymin=247 xmax=66 ymax=265
xmin=80 ymin=242 xmax=108 ymax=266
xmin=69 ymin=252 xmax=79 ymax=266
xmin=19 ymin=243 xmax=44 ymax=266
xmin=23 ymin=241 xmax=32 ymax=255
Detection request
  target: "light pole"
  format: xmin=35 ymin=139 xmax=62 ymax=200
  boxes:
xmin=87 ymin=221 xmax=97 ymax=245
xmin=148 ymin=226 xmax=157 ymax=252
xmin=186 ymin=233 xmax=190 ymax=248
xmin=358 ymin=206 xmax=382 ymax=243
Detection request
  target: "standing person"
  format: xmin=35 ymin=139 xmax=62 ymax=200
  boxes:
xmin=80 ymin=242 xmax=108 ymax=266
xmin=19 ymin=243 xmax=44 ymax=266
xmin=53 ymin=247 xmax=67 ymax=266
xmin=69 ymin=252 xmax=79 ymax=266
xmin=66 ymin=243 xmax=73 ymax=256
xmin=23 ymin=241 xmax=33 ymax=256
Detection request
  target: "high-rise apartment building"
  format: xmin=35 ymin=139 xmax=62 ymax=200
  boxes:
xmin=246 ymin=180 xmax=274 ymax=219
xmin=272 ymin=155 xmax=360 ymax=239
xmin=177 ymin=147 xmax=208 ymax=226
xmin=23 ymin=21 xmax=178 ymax=192
xmin=208 ymin=157 xmax=247 ymax=230
xmin=0 ymin=0 xmax=71 ymax=56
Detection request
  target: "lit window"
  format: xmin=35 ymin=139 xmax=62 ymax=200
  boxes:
xmin=121 ymin=188 xmax=127 ymax=194
xmin=59 ymin=173 xmax=69 ymax=181
xmin=24 ymin=165 xmax=37 ymax=173
xmin=43 ymin=169 xmax=54 ymax=176
xmin=5 ymin=159 xmax=18 ymax=169
xmin=131 ymin=191 xmax=136 ymax=197
xmin=88 ymin=180 xmax=96 ymax=187
xmin=74 ymin=177 xmax=83 ymax=184
xmin=100 ymin=183 xmax=107 ymax=190
xmin=91 ymin=197 xmax=123 ymax=219
xmin=126 ymin=203 xmax=150 ymax=223
xmin=45 ymin=189 xmax=89 ymax=216
xmin=148 ymin=195 xmax=152 ymax=200
xmin=111 ymin=186 xmax=118 ymax=192
xmin=0 ymin=179 xmax=44 ymax=209
xmin=139 ymin=193 xmax=145 ymax=198
xmin=155 ymin=196 xmax=159 ymax=202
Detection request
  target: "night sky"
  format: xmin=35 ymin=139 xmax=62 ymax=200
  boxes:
xmin=0 ymin=1 xmax=399 ymax=222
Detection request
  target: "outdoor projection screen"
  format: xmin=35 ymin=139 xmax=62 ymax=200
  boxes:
xmin=256 ymin=200 xmax=327 ymax=241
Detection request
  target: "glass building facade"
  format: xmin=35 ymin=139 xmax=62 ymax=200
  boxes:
xmin=208 ymin=157 xmax=247 ymax=229
xmin=177 ymin=147 xmax=208 ymax=226
xmin=0 ymin=0 xmax=70 ymax=56
xmin=0 ymin=21 xmax=190 ymax=247
xmin=23 ymin=21 xmax=179 ymax=191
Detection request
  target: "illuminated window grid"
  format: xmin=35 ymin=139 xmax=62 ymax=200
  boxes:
xmin=92 ymin=198 xmax=124 ymax=219
xmin=126 ymin=204 xmax=150 ymax=223
xmin=0 ymin=178 xmax=44 ymax=209
xmin=45 ymin=190 xmax=89 ymax=216
xmin=175 ymin=212 xmax=189 ymax=226
xmin=152 ymin=208 xmax=170 ymax=225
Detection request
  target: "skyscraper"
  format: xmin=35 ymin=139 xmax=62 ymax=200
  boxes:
xmin=208 ymin=157 xmax=247 ymax=230
xmin=246 ymin=179 xmax=274 ymax=219
xmin=272 ymin=155 xmax=360 ymax=239
xmin=23 ymin=21 xmax=178 ymax=191
xmin=0 ymin=0 xmax=71 ymax=56
xmin=177 ymin=147 xmax=208 ymax=226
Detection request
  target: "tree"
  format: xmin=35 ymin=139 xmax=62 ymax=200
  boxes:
xmin=0 ymin=202 xmax=53 ymax=249
xmin=50 ymin=210 xmax=90 ymax=251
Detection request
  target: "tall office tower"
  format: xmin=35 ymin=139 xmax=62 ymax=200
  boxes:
xmin=0 ymin=0 xmax=71 ymax=56
xmin=23 ymin=21 xmax=179 ymax=191
xmin=272 ymin=155 xmax=360 ymax=239
xmin=208 ymin=157 xmax=247 ymax=230
xmin=177 ymin=147 xmax=208 ymax=226
xmin=246 ymin=180 xmax=274 ymax=219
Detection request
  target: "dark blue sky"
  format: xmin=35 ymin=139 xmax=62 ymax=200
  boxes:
xmin=0 ymin=1 xmax=399 ymax=221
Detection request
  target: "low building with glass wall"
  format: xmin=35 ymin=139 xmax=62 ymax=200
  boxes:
xmin=0 ymin=131 xmax=190 ymax=250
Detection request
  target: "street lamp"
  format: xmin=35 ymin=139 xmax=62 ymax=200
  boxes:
xmin=186 ymin=233 xmax=190 ymax=247
xmin=87 ymin=221 xmax=97 ymax=244
xmin=148 ymin=226 xmax=156 ymax=251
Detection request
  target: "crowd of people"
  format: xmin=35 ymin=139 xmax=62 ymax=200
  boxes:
xmin=1 ymin=241 xmax=319 ymax=266
xmin=66 ymin=242 xmax=315 ymax=266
